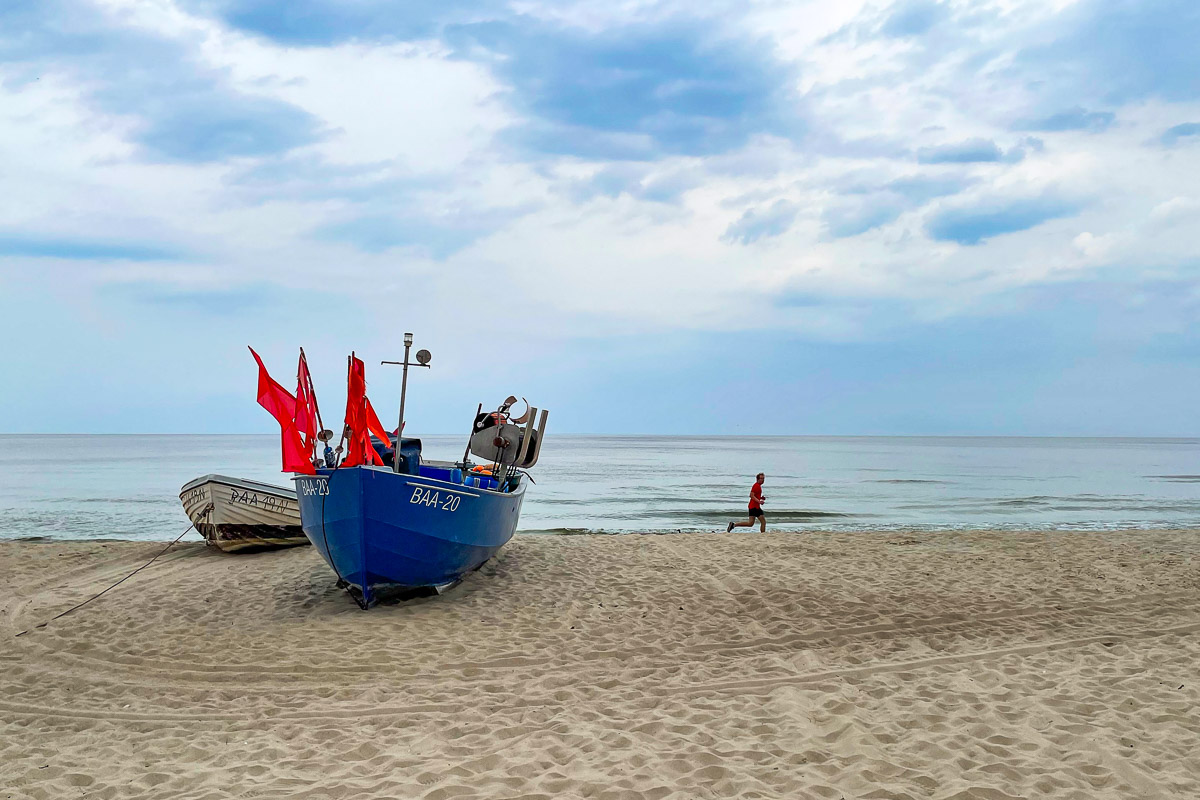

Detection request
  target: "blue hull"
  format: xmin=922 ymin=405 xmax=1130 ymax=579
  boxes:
xmin=294 ymin=466 xmax=525 ymax=606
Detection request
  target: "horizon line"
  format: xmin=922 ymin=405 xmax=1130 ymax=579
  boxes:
xmin=2 ymin=432 xmax=1199 ymax=440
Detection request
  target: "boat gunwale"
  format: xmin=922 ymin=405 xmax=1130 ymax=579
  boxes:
xmin=179 ymin=474 xmax=297 ymax=500
xmin=292 ymin=465 xmax=528 ymax=499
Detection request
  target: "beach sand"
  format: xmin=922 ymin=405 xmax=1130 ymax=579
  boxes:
xmin=2 ymin=530 xmax=1199 ymax=799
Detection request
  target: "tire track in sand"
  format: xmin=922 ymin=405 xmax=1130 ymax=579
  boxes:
xmin=4 ymin=618 xmax=1197 ymax=725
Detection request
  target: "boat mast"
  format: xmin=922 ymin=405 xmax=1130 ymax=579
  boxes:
xmin=394 ymin=333 xmax=413 ymax=474
xmin=381 ymin=333 xmax=431 ymax=474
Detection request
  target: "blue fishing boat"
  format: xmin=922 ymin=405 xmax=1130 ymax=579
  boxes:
xmin=292 ymin=334 xmax=548 ymax=607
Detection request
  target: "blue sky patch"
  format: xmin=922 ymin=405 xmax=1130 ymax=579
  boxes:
xmin=1017 ymin=0 xmax=1200 ymax=105
xmin=881 ymin=1 xmax=945 ymax=38
xmin=1161 ymin=122 xmax=1200 ymax=147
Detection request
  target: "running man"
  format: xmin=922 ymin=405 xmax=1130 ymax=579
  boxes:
xmin=727 ymin=472 xmax=767 ymax=533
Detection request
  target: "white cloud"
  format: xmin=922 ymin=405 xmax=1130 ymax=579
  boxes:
xmin=1151 ymin=196 xmax=1200 ymax=223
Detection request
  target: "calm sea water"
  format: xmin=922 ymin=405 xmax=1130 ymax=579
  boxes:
xmin=1 ymin=435 xmax=1198 ymax=541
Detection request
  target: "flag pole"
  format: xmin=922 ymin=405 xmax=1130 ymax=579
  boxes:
xmin=300 ymin=347 xmax=325 ymax=435
xmin=381 ymin=334 xmax=430 ymax=473
xmin=335 ymin=354 xmax=350 ymax=460
xmin=394 ymin=333 xmax=413 ymax=473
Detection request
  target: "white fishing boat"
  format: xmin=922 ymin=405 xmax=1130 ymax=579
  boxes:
xmin=179 ymin=474 xmax=308 ymax=552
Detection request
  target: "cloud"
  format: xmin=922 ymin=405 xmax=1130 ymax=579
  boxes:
xmin=179 ymin=0 xmax=477 ymax=46
xmin=817 ymin=171 xmax=976 ymax=238
xmin=823 ymin=201 xmax=904 ymax=239
xmin=136 ymin=91 xmax=320 ymax=162
xmin=640 ymin=173 xmax=699 ymax=204
xmin=102 ymin=281 xmax=271 ymax=314
xmin=829 ymin=1 xmax=1198 ymax=127
xmin=1071 ymin=231 xmax=1116 ymax=262
xmin=225 ymin=155 xmax=424 ymax=205
xmin=1161 ymin=122 xmax=1200 ymax=147
xmin=317 ymin=216 xmax=481 ymax=259
xmin=1150 ymin=196 xmax=1200 ymax=223
xmin=142 ymin=6 xmax=805 ymax=166
xmin=926 ymin=194 xmax=1082 ymax=245
xmin=0 ymin=234 xmax=183 ymax=262
xmin=722 ymin=200 xmax=798 ymax=245
xmin=316 ymin=200 xmax=535 ymax=259
xmin=1014 ymin=107 xmax=1115 ymax=133
xmin=0 ymin=0 xmax=322 ymax=162
xmin=916 ymin=139 xmax=1004 ymax=164
xmin=885 ymin=175 xmax=977 ymax=204
xmin=450 ymin=19 xmax=803 ymax=159
xmin=4 ymin=0 xmax=1200 ymax=437
xmin=568 ymin=165 xmax=700 ymax=205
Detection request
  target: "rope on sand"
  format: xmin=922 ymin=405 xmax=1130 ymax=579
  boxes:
xmin=14 ymin=523 xmax=197 ymax=637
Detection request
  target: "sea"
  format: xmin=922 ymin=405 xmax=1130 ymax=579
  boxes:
xmin=2 ymin=435 xmax=1199 ymax=541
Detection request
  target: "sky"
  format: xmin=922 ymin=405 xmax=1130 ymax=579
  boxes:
xmin=1 ymin=0 xmax=1198 ymax=435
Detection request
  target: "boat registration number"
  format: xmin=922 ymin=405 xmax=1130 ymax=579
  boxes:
xmin=410 ymin=487 xmax=461 ymax=512
xmin=231 ymin=489 xmax=292 ymax=511
xmin=182 ymin=486 xmax=207 ymax=505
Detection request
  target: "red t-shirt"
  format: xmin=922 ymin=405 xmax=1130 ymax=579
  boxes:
xmin=749 ymin=481 xmax=764 ymax=510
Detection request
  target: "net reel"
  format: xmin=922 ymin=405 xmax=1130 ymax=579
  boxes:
xmin=468 ymin=396 xmax=548 ymax=469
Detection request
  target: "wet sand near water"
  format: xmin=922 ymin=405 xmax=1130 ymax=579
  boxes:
xmin=2 ymin=530 xmax=1199 ymax=799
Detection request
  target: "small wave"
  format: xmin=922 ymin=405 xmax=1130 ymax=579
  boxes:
xmin=892 ymin=494 xmax=1184 ymax=513
xmin=766 ymin=510 xmax=850 ymax=520
xmin=683 ymin=510 xmax=852 ymax=523
xmin=1148 ymin=475 xmax=1200 ymax=482
xmin=520 ymin=527 xmax=602 ymax=536
xmin=521 ymin=528 xmax=729 ymax=536
xmin=867 ymin=479 xmax=950 ymax=485
xmin=997 ymin=497 xmax=1049 ymax=507
xmin=518 ymin=509 xmax=852 ymax=533
xmin=51 ymin=496 xmax=173 ymax=505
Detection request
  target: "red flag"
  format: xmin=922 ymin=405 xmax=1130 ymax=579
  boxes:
xmin=342 ymin=354 xmax=385 ymax=467
xmin=295 ymin=350 xmax=319 ymax=452
xmin=365 ymin=397 xmax=393 ymax=449
xmin=249 ymin=347 xmax=315 ymax=474
xmin=342 ymin=354 xmax=364 ymax=466
xmin=342 ymin=354 xmax=364 ymax=443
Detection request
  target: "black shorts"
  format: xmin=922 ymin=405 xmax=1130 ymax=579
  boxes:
xmin=749 ymin=508 xmax=764 ymax=518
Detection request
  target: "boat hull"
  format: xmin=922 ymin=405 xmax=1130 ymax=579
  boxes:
xmin=180 ymin=474 xmax=308 ymax=553
xmin=294 ymin=466 xmax=524 ymax=605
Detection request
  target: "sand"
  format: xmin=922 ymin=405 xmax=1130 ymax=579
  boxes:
xmin=2 ymin=530 xmax=1199 ymax=799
